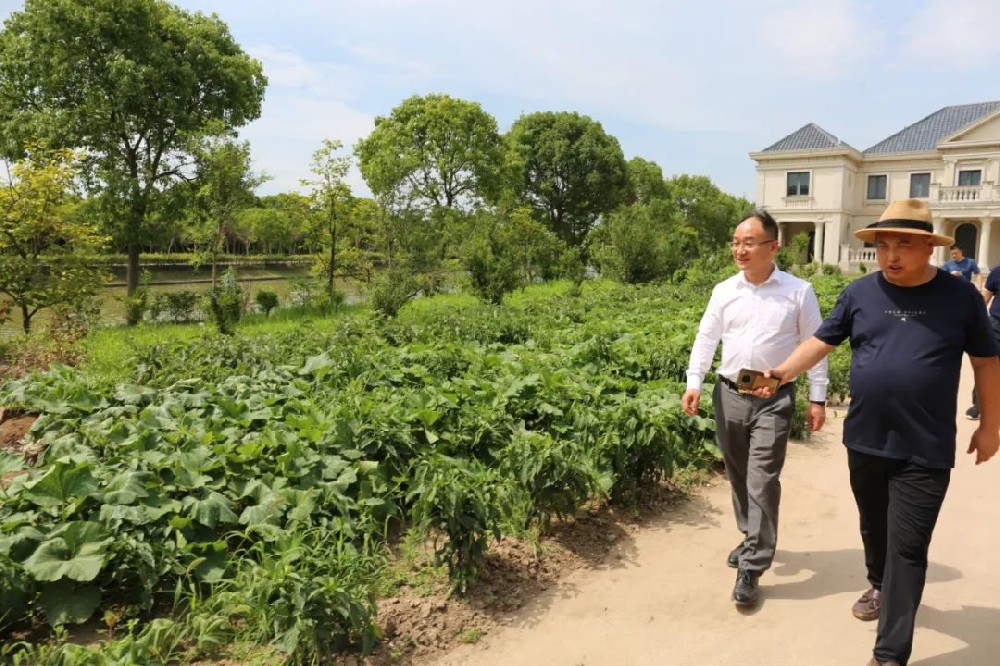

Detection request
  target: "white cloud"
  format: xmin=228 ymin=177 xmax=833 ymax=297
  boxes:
xmin=240 ymin=46 xmax=376 ymax=196
xmin=250 ymin=46 xmax=328 ymax=90
xmin=902 ymin=0 xmax=1000 ymax=66
xmin=753 ymin=0 xmax=884 ymax=80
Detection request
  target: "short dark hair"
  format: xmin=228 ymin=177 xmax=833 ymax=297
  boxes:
xmin=950 ymin=244 xmax=962 ymax=252
xmin=741 ymin=208 xmax=778 ymax=240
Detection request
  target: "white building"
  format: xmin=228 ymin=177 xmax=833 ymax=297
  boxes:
xmin=750 ymin=101 xmax=1000 ymax=270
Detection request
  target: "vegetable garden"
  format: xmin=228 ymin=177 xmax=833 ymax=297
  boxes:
xmin=0 ymin=272 xmax=851 ymax=665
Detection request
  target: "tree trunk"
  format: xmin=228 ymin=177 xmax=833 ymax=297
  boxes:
xmin=125 ymin=242 xmax=141 ymax=325
xmin=328 ymin=224 xmax=336 ymax=296
xmin=20 ymin=304 xmax=31 ymax=334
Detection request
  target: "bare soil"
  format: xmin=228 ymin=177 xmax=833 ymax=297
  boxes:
xmin=360 ymin=489 xmax=693 ymax=665
xmin=0 ymin=412 xmax=39 ymax=486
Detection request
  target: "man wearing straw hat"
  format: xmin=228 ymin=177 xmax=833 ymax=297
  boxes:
xmin=762 ymin=199 xmax=1000 ymax=665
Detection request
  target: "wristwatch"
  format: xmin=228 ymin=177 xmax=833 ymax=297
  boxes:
xmin=809 ymin=400 xmax=826 ymax=406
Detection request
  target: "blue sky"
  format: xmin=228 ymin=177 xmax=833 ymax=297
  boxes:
xmin=2 ymin=0 xmax=1000 ymax=200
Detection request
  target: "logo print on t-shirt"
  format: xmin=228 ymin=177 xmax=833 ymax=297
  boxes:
xmin=885 ymin=309 xmax=926 ymax=323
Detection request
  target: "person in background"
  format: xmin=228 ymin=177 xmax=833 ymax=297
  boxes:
xmin=942 ymin=244 xmax=981 ymax=286
xmin=762 ymin=199 xmax=1000 ymax=666
xmin=682 ymin=208 xmax=828 ymax=608
xmin=966 ymin=262 xmax=1000 ymax=419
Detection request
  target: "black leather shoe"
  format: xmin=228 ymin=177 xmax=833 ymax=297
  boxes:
xmin=727 ymin=543 xmax=742 ymax=568
xmin=732 ymin=568 xmax=760 ymax=606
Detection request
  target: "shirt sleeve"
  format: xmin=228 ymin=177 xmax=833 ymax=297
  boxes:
xmin=965 ymin=285 xmax=1000 ymax=357
xmin=972 ymin=260 xmax=981 ymax=276
xmin=797 ymin=284 xmax=829 ymax=402
xmin=814 ymin=287 xmax=853 ymax=347
xmin=685 ymin=287 xmax=723 ymax=391
xmin=987 ymin=267 xmax=1000 ymax=293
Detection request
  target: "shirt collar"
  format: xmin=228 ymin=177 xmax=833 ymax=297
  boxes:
xmin=737 ymin=264 xmax=783 ymax=288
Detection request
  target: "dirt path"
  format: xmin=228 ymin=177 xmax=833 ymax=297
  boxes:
xmin=433 ymin=361 xmax=1000 ymax=666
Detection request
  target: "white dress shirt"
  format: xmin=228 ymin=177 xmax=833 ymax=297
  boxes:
xmin=685 ymin=267 xmax=829 ymax=402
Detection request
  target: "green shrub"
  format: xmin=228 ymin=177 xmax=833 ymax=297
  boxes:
xmin=206 ymin=269 xmax=243 ymax=335
xmin=498 ymin=430 xmax=604 ymax=532
xmin=464 ymin=235 xmax=523 ymax=305
xmin=254 ymin=289 xmax=279 ymax=316
xmin=160 ymin=290 xmax=200 ymax=322
xmin=369 ymin=267 xmax=418 ymax=318
xmin=407 ymin=455 xmax=503 ymax=592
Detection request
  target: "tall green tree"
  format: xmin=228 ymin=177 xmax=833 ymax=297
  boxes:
xmin=663 ymin=174 xmax=751 ymax=248
xmin=506 ymin=111 xmax=630 ymax=246
xmin=355 ymin=93 xmax=503 ymax=212
xmin=248 ymin=193 xmax=313 ymax=255
xmin=589 ymin=201 xmax=685 ymax=284
xmin=188 ymin=137 xmax=266 ymax=286
xmin=627 ymin=157 xmax=669 ymax=204
xmin=302 ymin=139 xmax=352 ymax=297
xmin=0 ymin=147 xmax=106 ymax=333
xmin=0 ymin=0 xmax=267 ymax=322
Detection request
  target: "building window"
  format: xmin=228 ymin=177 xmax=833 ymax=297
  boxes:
xmin=787 ymin=172 xmax=810 ymax=197
xmin=910 ymin=173 xmax=930 ymax=198
xmin=958 ymin=169 xmax=982 ymax=186
xmin=867 ymin=174 xmax=887 ymax=200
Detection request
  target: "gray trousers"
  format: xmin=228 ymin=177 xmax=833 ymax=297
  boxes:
xmin=712 ymin=381 xmax=795 ymax=574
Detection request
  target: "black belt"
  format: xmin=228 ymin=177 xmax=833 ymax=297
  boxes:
xmin=718 ymin=375 xmax=794 ymax=393
xmin=718 ymin=376 xmax=740 ymax=391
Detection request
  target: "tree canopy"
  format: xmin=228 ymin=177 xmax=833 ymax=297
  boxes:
xmin=0 ymin=147 xmax=106 ymax=332
xmin=355 ymin=93 xmax=503 ymax=212
xmin=0 ymin=0 xmax=267 ymax=321
xmin=506 ymin=111 xmax=630 ymax=246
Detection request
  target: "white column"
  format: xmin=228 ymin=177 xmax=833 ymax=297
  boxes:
xmin=980 ymin=217 xmax=994 ymax=270
xmin=813 ymin=221 xmax=825 ymax=265
xmin=932 ymin=218 xmax=946 ymax=265
xmin=778 ymin=223 xmax=787 ymax=246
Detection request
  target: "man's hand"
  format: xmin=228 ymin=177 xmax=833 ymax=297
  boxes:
xmin=682 ymin=389 xmax=701 ymax=416
xmin=806 ymin=403 xmax=826 ymax=432
xmin=968 ymin=427 xmax=1000 ymax=465
xmin=748 ymin=369 xmax=785 ymax=398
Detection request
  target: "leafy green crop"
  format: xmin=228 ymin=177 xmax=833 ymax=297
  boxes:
xmin=0 ymin=278 xmax=745 ymax=662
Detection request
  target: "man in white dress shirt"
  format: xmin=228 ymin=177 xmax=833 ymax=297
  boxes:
xmin=682 ymin=208 xmax=829 ymax=607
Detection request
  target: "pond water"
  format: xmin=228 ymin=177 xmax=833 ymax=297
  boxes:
xmin=2 ymin=264 xmax=361 ymax=336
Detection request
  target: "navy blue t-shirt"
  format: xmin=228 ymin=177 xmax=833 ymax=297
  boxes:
xmin=985 ymin=265 xmax=1000 ymax=319
xmin=814 ymin=269 xmax=999 ymax=468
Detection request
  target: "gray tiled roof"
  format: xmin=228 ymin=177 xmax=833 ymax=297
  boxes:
xmin=863 ymin=101 xmax=1000 ymax=154
xmin=760 ymin=123 xmax=851 ymax=152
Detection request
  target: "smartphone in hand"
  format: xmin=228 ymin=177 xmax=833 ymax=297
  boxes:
xmin=735 ymin=368 xmax=780 ymax=395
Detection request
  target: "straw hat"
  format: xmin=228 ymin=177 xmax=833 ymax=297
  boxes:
xmin=853 ymin=198 xmax=953 ymax=246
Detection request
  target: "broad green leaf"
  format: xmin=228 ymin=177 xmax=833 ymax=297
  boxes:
xmin=100 ymin=470 xmax=153 ymax=505
xmin=22 ymin=522 xmax=112 ymax=582
xmin=0 ymin=449 xmax=25 ymax=477
xmin=98 ymin=504 xmax=147 ymax=526
xmin=22 ymin=462 xmax=98 ymax=507
xmin=418 ymin=409 xmax=441 ymax=427
xmin=284 ymin=489 xmax=317 ymax=522
xmin=185 ymin=491 xmax=238 ymax=528
xmin=39 ymin=580 xmax=101 ymax=625
xmin=114 ymin=384 xmax=156 ymax=405
xmin=187 ymin=541 xmax=227 ymax=583
xmin=0 ymin=526 xmax=44 ymax=560
xmin=301 ymin=353 xmax=334 ymax=375
xmin=238 ymin=493 xmax=287 ymax=526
